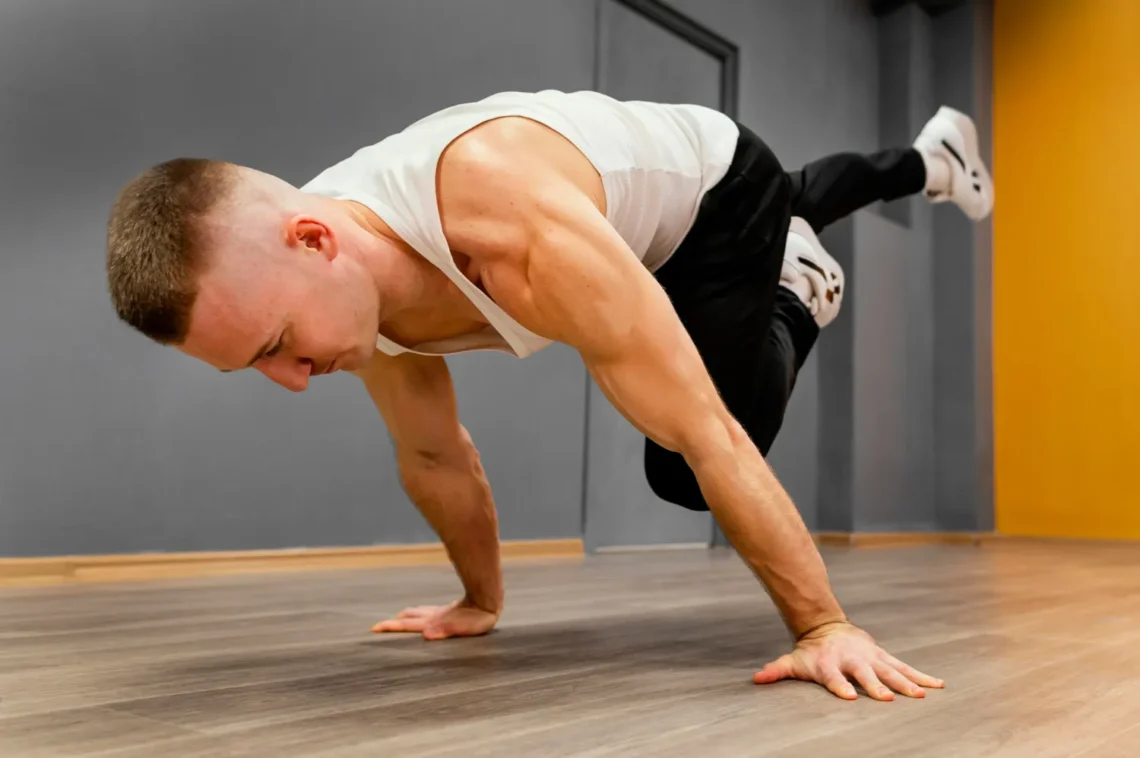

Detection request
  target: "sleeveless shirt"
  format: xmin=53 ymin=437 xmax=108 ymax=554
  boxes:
xmin=300 ymin=89 xmax=739 ymax=358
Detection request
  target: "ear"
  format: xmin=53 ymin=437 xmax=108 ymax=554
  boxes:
xmin=285 ymin=215 xmax=338 ymax=261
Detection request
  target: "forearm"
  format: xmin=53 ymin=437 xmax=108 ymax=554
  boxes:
xmin=686 ymin=419 xmax=846 ymax=638
xmin=398 ymin=437 xmax=503 ymax=613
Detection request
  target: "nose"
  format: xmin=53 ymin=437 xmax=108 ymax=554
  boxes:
xmin=257 ymin=356 xmax=313 ymax=392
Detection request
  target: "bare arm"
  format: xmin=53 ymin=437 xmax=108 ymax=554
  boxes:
xmin=354 ymin=352 xmax=502 ymax=614
xmin=433 ymin=121 xmax=943 ymax=699
xmin=467 ymin=182 xmax=844 ymax=637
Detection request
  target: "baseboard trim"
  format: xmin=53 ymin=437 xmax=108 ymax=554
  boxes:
xmin=813 ymin=531 xmax=1001 ymax=548
xmin=0 ymin=539 xmax=584 ymax=587
xmin=593 ymin=542 xmax=710 ymax=553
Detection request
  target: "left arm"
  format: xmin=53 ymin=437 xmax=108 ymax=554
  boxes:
xmin=435 ymin=125 xmax=943 ymax=700
xmin=478 ymin=184 xmax=846 ymax=641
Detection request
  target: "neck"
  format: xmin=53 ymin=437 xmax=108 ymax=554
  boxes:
xmin=336 ymin=199 xmax=450 ymax=323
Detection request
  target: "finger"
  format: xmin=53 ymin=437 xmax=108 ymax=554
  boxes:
xmin=820 ymin=665 xmax=858 ymax=701
xmin=372 ymin=617 xmax=427 ymax=634
xmin=753 ymin=654 xmax=797 ymax=684
xmin=882 ymin=655 xmax=944 ymax=689
xmin=874 ymin=662 xmax=926 ymax=698
xmin=850 ymin=663 xmax=894 ymax=701
xmin=396 ymin=607 xmax=436 ymax=620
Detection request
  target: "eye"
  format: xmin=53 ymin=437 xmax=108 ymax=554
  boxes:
xmin=264 ymin=335 xmax=285 ymax=358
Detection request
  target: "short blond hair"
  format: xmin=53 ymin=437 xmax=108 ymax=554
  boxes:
xmin=105 ymin=158 xmax=235 ymax=344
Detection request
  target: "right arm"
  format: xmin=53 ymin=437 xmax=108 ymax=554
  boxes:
xmin=354 ymin=351 xmax=504 ymax=631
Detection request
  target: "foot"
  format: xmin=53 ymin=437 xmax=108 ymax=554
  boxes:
xmin=914 ymin=106 xmax=994 ymax=220
xmin=781 ymin=217 xmax=844 ymax=328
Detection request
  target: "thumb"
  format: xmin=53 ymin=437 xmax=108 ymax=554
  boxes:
xmin=753 ymin=654 xmax=797 ymax=685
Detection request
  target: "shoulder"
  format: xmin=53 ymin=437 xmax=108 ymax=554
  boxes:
xmin=435 ymin=117 xmax=607 ymax=260
xmin=441 ymin=116 xmax=581 ymax=179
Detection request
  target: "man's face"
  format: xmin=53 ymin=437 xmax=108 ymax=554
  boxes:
xmin=179 ymin=218 xmax=380 ymax=392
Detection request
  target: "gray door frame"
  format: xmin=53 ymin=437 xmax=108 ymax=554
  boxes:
xmin=580 ymin=0 xmax=741 ymax=548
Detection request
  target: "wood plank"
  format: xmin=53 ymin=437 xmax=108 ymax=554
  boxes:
xmin=0 ymin=628 xmax=438 ymax=718
xmin=97 ymin=735 xmax=257 ymax=758
xmin=1073 ymin=723 xmax=1140 ymax=757
xmin=0 ymin=707 xmax=194 ymax=757
xmin=1 ymin=542 xmax=1139 ymax=756
xmin=405 ymin=632 xmax=1080 ymax=758
xmin=759 ymin=637 xmax=1140 ymax=758
xmin=147 ymin=665 xmax=730 ymax=757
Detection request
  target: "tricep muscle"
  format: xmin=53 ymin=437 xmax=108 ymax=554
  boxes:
xmin=434 ymin=124 xmax=738 ymax=460
xmin=482 ymin=187 xmax=734 ymax=459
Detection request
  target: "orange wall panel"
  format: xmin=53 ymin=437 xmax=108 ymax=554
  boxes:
xmin=993 ymin=0 xmax=1140 ymax=538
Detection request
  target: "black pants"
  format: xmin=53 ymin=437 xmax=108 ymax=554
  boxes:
xmin=646 ymin=122 xmax=926 ymax=511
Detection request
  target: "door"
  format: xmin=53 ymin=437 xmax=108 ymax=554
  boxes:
xmin=583 ymin=0 xmax=734 ymax=551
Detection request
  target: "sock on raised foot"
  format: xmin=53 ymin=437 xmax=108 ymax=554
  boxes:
xmin=781 ymin=272 xmax=815 ymax=309
xmin=918 ymin=149 xmax=952 ymax=196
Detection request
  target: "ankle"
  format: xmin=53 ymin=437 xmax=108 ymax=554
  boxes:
xmin=781 ymin=272 xmax=815 ymax=308
xmin=918 ymin=148 xmax=952 ymax=195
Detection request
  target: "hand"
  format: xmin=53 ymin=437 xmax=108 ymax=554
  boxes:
xmin=371 ymin=598 xmax=500 ymax=641
xmin=753 ymin=621 xmax=944 ymax=701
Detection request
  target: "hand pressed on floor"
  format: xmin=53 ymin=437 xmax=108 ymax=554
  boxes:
xmin=753 ymin=621 xmax=944 ymax=701
xmin=372 ymin=598 xmax=500 ymax=641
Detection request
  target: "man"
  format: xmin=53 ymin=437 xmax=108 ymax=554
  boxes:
xmin=105 ymin=89 xmax=992 ymax=702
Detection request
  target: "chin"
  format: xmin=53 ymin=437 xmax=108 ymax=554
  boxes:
xmin=339 ymin=346 xmax=371 ymax=373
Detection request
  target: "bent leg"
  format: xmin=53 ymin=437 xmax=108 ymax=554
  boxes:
xmin=643 ymin=288 xmax=819 ymax=510
xmin=747 ymin=288 xmax=820 ymax=456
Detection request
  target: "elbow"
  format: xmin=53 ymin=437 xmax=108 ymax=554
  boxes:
xmin=678 ymin=413 xmax=751 ymax=475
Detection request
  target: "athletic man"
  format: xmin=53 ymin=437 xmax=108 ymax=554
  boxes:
xmin=104 ymin=90 xmax=992 ymax=701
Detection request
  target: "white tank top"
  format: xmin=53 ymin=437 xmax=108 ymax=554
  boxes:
xmin=301 ymin=89 xmax=739 ymax=358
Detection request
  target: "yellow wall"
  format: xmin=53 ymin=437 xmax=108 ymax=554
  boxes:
xmin=993 ymin=0 xmax=1140 ymax=538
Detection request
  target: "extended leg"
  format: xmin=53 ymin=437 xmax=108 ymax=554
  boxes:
xmin=787 ymin=148 xmax=926 ymax=233
xmin=788 ymin=106 xmax=995 ymax=233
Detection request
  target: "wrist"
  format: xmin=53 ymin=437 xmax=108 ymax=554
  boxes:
xmin=794 ymin=616 xmax=851 ymax=641
xmin=462 ymin=591 xmax=503 ymax=616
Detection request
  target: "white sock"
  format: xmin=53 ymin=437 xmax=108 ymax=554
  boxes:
xmin=919 ymin=148 xmax=952 ymax=195
xmin=782 ymin=271 xmax=815 ymax=307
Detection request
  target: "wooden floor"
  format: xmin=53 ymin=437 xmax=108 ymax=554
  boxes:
xmin=3 ymin=541 xmax=1140 ymax=757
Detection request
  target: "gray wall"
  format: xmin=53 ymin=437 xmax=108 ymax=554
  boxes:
xmin=666 ymin=0 xmax=881 ymax=531
xmin=816 ymin=0 xmax=994 ymax=534
xmin=582 ymin=0 xmax=722 ymax=551
xmin=932 ymin=0 xmax=995 ymax=532
xmin=0 ymin=0 xmax=992 ymax=558
xmin=858 ymin=3 xmax=937 ymax=532
xmin=0 ymin=0 xmax=596 ymax=557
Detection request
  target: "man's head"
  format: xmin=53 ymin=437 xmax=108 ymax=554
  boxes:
xmin=106 ymin=159 xmax=381 ymax=391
